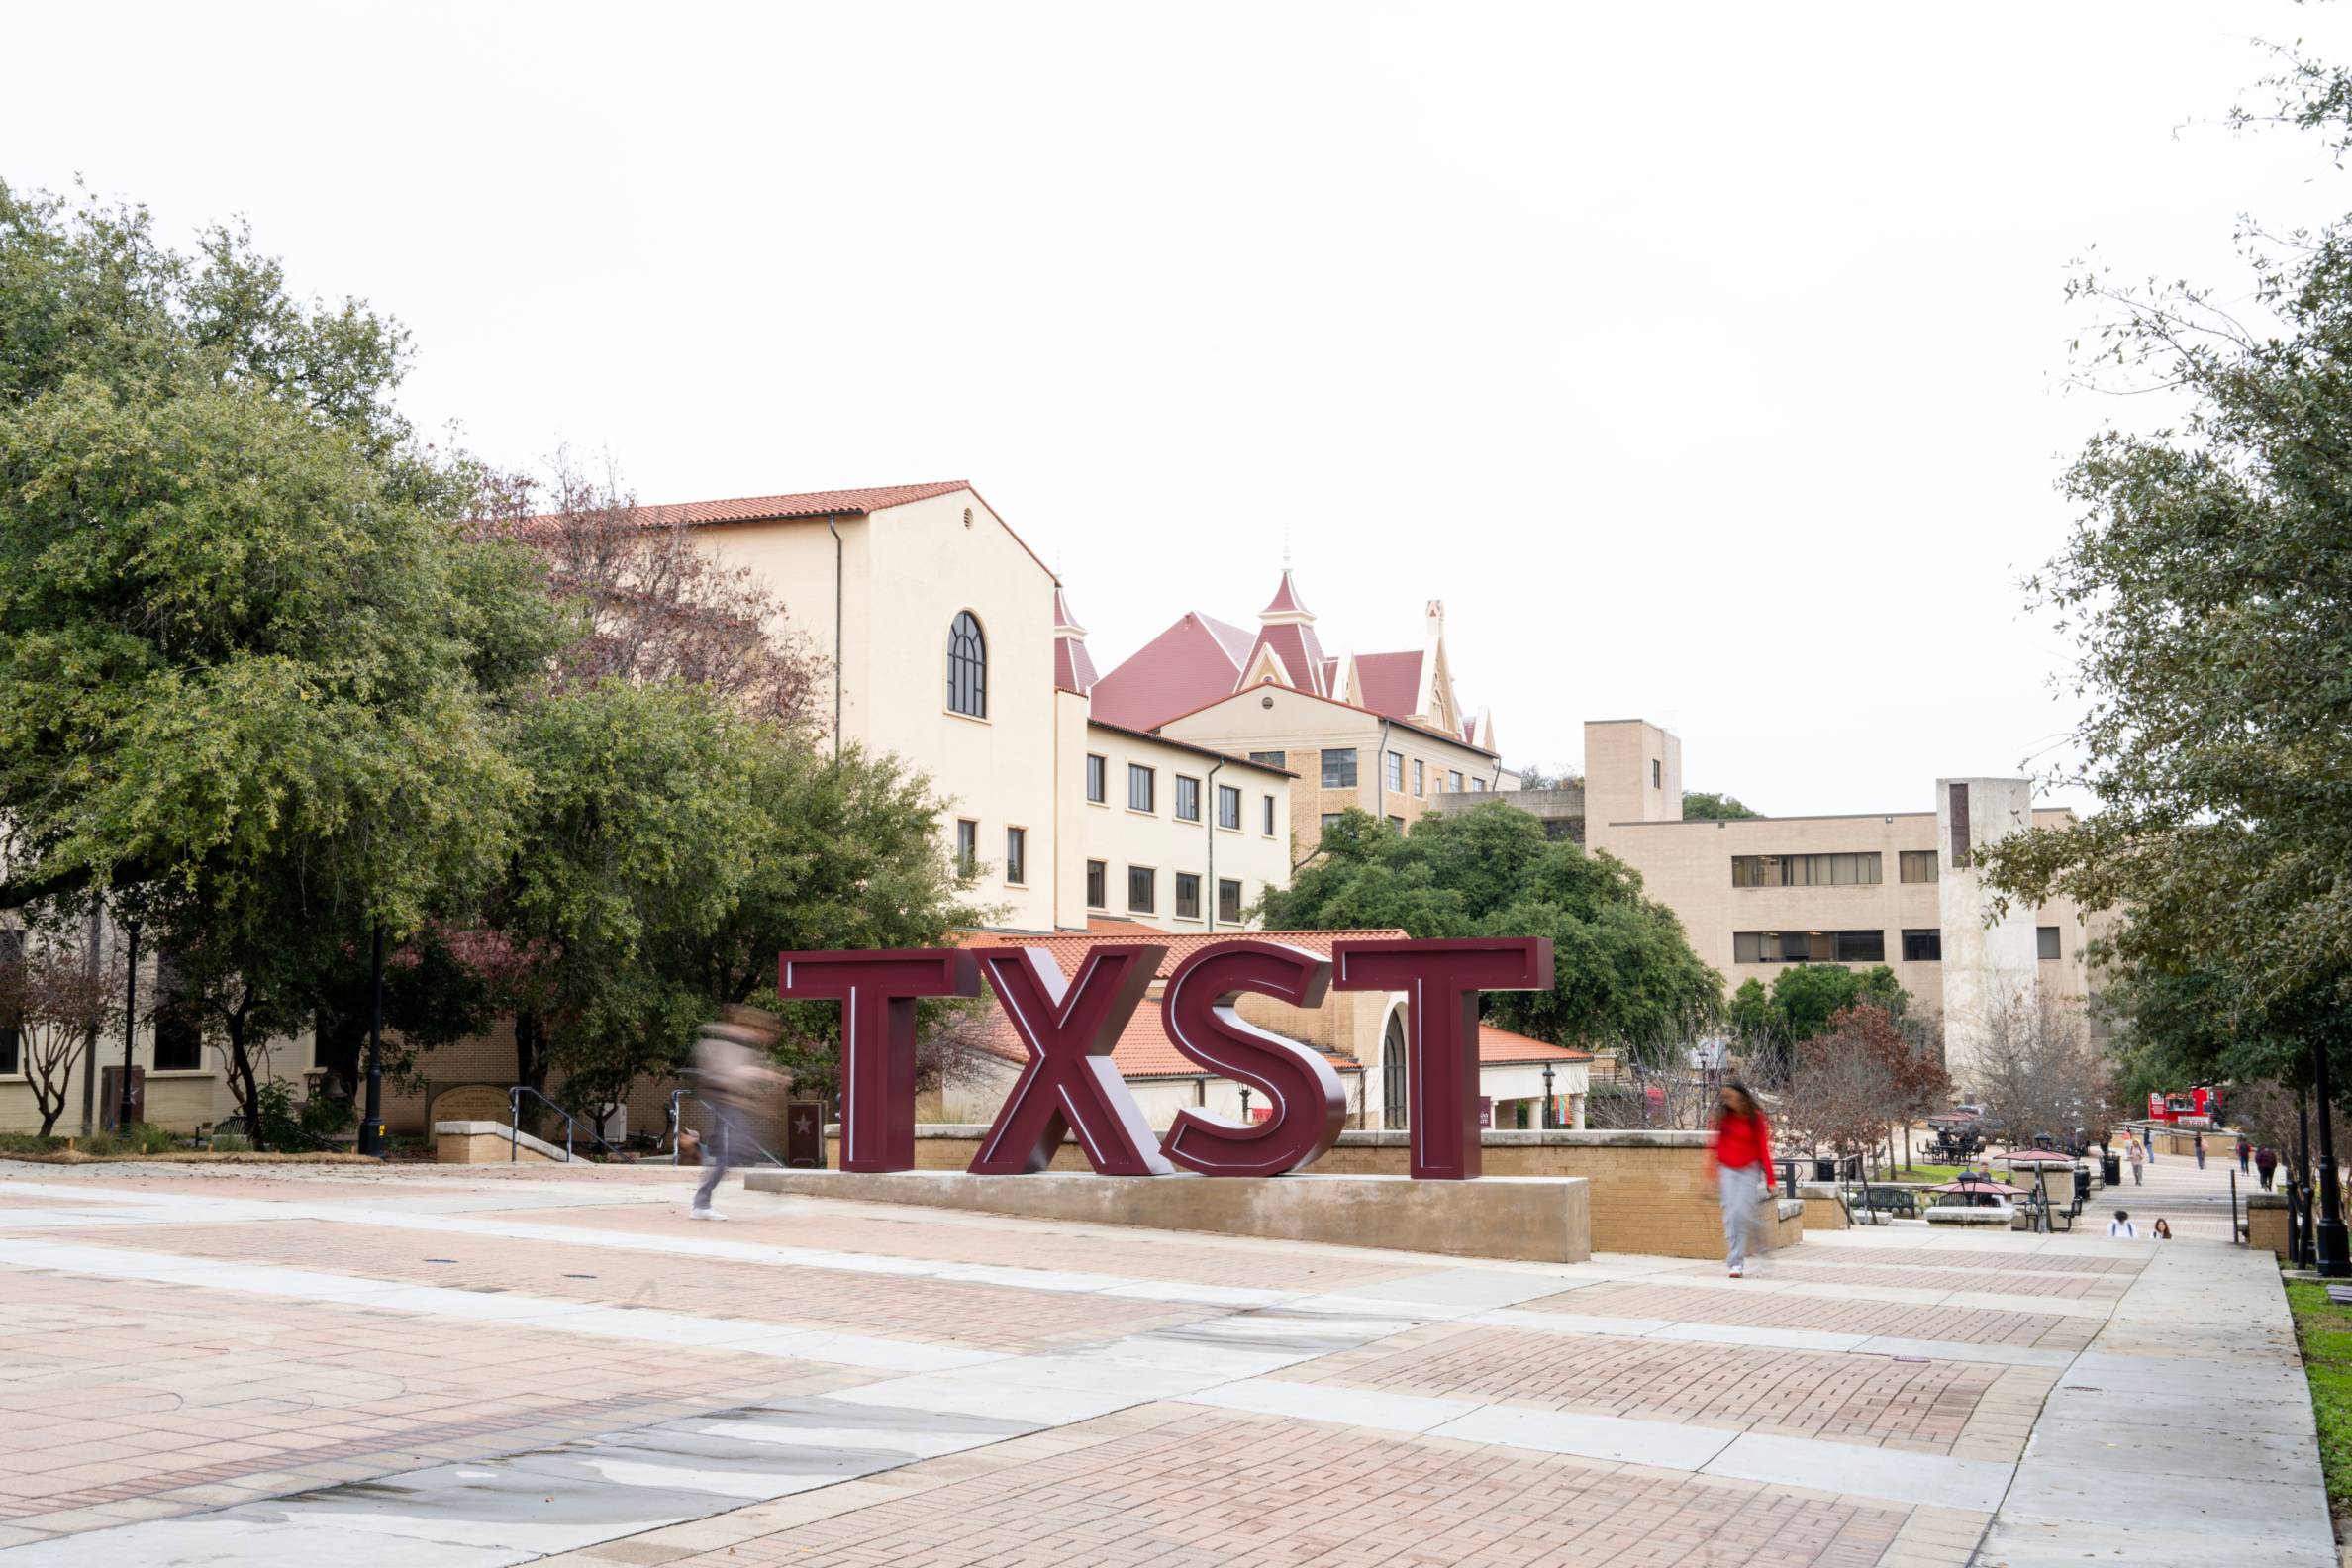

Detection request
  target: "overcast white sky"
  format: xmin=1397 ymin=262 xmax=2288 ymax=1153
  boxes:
xmin=9 ymin=2 xmax=2349 ymax=814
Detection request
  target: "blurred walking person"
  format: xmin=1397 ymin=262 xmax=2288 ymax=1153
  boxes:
xmin=686 ymin=1005 xmax=792 ymax=1222
xmin=2195 ymin=1132 xmax=2206 ymax=1170
xmin=2127 ymin=1135 xmax=2145 ymax=1186
xmin=1712 ymin=1082 xmax=1776 ymax=1279
xmin=2258 ymin=1146 xmax=2280 ymax=1191
xmin=2237 ymin=1135 xmax=2251 ymax=1173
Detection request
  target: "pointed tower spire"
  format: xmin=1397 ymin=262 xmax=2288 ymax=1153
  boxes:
xmin=1259 ymin=567 xmax=1312 ymax=623
xmin=1053 ymin=584 xmax=1098 ymax=694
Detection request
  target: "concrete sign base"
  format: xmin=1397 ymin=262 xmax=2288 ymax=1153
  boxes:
xmin=742 ymin=1168 xmax=1592 ymax=1262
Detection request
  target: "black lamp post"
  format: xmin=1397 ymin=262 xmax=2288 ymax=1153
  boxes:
xmin=1238 ymin=1086 xmax=1251 ymax=1123
xmin=1541 ymin=1062 xmax=1555 ymax=1130
xmin=359 ymin=922 xmax=387 ymax=1157
xmin=2316 ymin=1038 xmax=2347 ymax=1276
xmin=117 ymin=918 xmax=141 ymax=1132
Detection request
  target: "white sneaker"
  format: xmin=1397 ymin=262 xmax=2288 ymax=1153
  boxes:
xmin=689 ymin=1208 xmax=727 ymax=1222
xmin=1727 ymin=1264 xmax=1744 ymax=1278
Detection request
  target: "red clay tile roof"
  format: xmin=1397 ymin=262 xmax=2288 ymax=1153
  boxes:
xmin=1478 ymin=1024 xmax=1594 ymax=1065
xmin=1089 ymin=613 xmax=1257 ymax=730
xmin=637 ymin=481 xmax=973 ymax=526
xmin=1352 ymin=650 xmax=1423 ymax=720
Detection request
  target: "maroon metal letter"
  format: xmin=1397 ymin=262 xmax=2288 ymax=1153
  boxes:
xmin=970 ymin=944 xmax=1171 ymax=1176
xmin=1328 ymin=937 xmax=1554 ymax=1180
xmin=777 ymin=949 xmax=981 ymax=1173
xmin=1159 ymin=940 xmax=1347 ymax=1177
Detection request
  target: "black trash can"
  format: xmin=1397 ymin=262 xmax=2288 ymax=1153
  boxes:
xmin=2102 ymin=1151 xmax=2121 ymax=1186
xmin=1813 ymin=1156 xmax=1837 ymax=1183
xmin=2074 ymin=1164 xmax=2094 ymax=1206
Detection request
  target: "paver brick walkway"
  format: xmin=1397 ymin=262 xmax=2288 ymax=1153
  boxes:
xmin=1526 ymin=1281 xmax=2098 ymax=1349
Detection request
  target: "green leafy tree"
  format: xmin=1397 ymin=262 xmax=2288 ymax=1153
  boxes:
xmin=1258 ymin=802 xmax=1721 ymax=1048
xmin=1729 ymin=964 xmax=1911 ymax=1067
xmin=1975 ymin=47 xmax=2352 ymax=1047
xmin=1681 ymin=791 xmax=1760 ymax=821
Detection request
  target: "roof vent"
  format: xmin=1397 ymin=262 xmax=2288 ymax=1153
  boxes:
xmin=963 ymin=507 xmax=974 ymax=528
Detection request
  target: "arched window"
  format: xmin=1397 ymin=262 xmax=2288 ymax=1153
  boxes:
xmin=1382 ymin=1010 xmax=1409 ymax=1130
xmin=946 ymin=611 xmax=987 ymax=718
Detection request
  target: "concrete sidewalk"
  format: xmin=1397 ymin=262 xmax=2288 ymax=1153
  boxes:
xmin=1976 ymin=1237 xmax=2331 ymax=1566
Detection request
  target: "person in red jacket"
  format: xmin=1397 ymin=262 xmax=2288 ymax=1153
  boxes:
xmin=1713 ymin=1082 xmax=1776 ymax=1277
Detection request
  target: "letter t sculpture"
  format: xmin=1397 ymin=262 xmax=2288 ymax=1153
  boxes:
xmin=778 ymin=949 xmax=981 ymax=1173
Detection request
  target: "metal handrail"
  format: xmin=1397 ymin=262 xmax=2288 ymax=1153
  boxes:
xmin=664 ymin=1086 xmax=786 ymax=1168
xmin=508 ymin=1085 xmax=632 ymax=1164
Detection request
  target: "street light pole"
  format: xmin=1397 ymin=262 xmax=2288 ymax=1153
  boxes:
xmin=1541 ymin=1062 xmax=1555 ymax=1130
xmin=2316 ymin=1038 xmax=2347 ymax=1276
xmin=360 ymin=922 xmax=386 ymax=1157
xmin=118 ymin=919 xmax=141 ymax=1132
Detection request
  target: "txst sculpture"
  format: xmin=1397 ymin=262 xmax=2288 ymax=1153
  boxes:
xmin=778 ymin=935 xmax=1553 ymax=1182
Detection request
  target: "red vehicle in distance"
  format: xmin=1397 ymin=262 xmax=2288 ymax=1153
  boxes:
xmin=2147 ymin=1086 xmax=2223 ymax=1128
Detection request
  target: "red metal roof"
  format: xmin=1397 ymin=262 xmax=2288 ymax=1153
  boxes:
xmin=1260 ymin=569 xmax=1312 ymax=618
xmin=1242 ymin=621 xmax=1328 ymax=700
xmin=1352 ymin=650 xmax=1423 ymax=719
xmin=1089 ymin=613 xmax=1257 ymax=730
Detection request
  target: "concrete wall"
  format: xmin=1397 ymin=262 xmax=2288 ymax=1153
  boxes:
xmin=1076 ymin=724 xmax=1291 ymax=931
xmin=818 ymin=1126 xmax=1789 ymax=1259
xmin=1584 ymin=719 xmax=1681 ymax=831
xmin=1938 ymin=777 xmax=2045 ymax=1086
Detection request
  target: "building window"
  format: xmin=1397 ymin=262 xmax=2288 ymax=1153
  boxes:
xmin=1175 ymin=873 xmax=1202 ymax=920
xmin=1320 ymin=813 xmax=1343 ymax=832
xmin=1448 ymin=770 xmax=1464 ymax=793
xmin=946 ymin=611 xmax=986 ymax=718
xmin=1249 ymin=750 xmax=1286 ymax=768
xmin=0 ymin=928 xmax=20 ymax=1075
xmin=1085 ymin=754 xmax=1106 ymax=804
xmin=1732 ymin=930 xmax=1887 ymax=964
xmin=1387 ymin=814 xmax=1406 ymax=833
xmin=1470 ymin=777 xmax=1486 ymax=791
xmin=1899 ymin=849 xmax=1939 ymax=884
xmin=1005 ymin=827 xmax=1027 ymax=886
xmin=1949 ymin=782 xmax=1972 ymax=868
xmin=1902 ymin=929 xmax=1942 ymax=962
xmin=1174 ymin=775 xmax=1202 ymax=823
xmin=955 ymin=819 xmax=979 ymax=876
xmin=1128 ymin=764 xmax=1155 ymax=813
xmin=1086 ymin=860 xmax=1107 ymax=909
xmin=1218 ymin=878 xmax=1243 ymax=924
xmin=1412 ymin=759 xmax=1424 ymax=796
xmin=1652 ymin=758 xmax=1662 ymax=788
xmin=1127 ymin=866 xmax=1155 ymax=913
xmin=1216 ymin=784 xmax=1242 ymax=830
xmin=1382 ymin=1011 xmax=1409 ymax=1129
xmin=151 ymin=951 xmax=204 ymax=1071
xmin=1730 ymin=852 xmax=1882 ymax=888
xmin=1262 ymin=795 xmax=1277 ymax=835
xmin=1386 ymin=751 xmax=1405 ymax=791
xmin=2038 ymin=926 xmax=2062 ymax=960
xmin=1322 ymin=748 xmax=1357 ymax=789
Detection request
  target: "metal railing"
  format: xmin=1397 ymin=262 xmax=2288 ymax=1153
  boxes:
xmin=664 ymin=1087 xmax=786 ymax=1168
xmin=508 ymin=1085 xmax=632 ymax=1164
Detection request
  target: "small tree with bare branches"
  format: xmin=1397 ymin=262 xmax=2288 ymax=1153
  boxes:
xmin=0 ymin=927 xmax=119 ymax=1136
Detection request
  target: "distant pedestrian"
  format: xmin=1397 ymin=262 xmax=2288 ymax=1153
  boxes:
xmin=2145 ymin=1130 xmax=2156 ymax=1163
xmin=2237 ymin=1136 xmax=2251 ymax=1173
xmin=2258 ymin=1146 xmax=2280 ymax=1191
xmin=2153 ymin=1219 xmax=2173 ymax=1240
xmin=2195 ymin=1133 xmax=2206 ymax=1170
xmin=1712 ymin=1082 xmax=1776 ymax=1279
xmin=2127 ymin=1137 xmax=2145 ymax=1186
xmin=2108 ymin=1211 xmax=2138 ymax=1238
xmin=685 ymin=1005 xmax=792 ymax=1222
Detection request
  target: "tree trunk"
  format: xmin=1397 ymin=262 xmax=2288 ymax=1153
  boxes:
xmin=226 ymin=1014 xmax=264 ymax=1151
xmin=514 ymin=1010 xmax=547 ymax=1096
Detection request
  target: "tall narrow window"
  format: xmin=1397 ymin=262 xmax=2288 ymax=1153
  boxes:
xmin=1262 ymin=795 xmax=1277 ymax=835
xmin=1218 ymin=878 xmax=1243 ymax=924
xmin=0 ymin=929 xmax=20 ymax=1075
xmin=1651 ymin=758 xmax=1662 ymax=788
xmin=1382 ymin=1011 xmax=1409 ymax=1129
xmin=1128 ymin=764 xmax=1155 ymax=813
xmin=946 ymin=611 xmax=987 ymax=718
xmin=1175 ymin=873 xmax=1202 ymax=920
xmin=1004 ymin=827 xmax=1027 ymax=886
xmin=1085 ymin=860 xmax=1106 ymax=908
xmin=1386 ymin=751 xmax=1405 ymax=791
xmin=1217 ymin=784 xmax=1241 ymax=829
xmin=1948 ymin=782 xmax=1972 ymax=868
xmin=151 ymin=951 xmax=204 ymax=1071
xmin=1448 ymin=770 xmax=1463 ymax=793
xmin=1412 ymin=759 xmax=1424 ymax=796
xmin=955 ymin=819 xmax=979 ymax=876
xmin=1127 ymin=866 xmax=1155 ymax=913
xmin=1175 ymin=776 xmax=1202 ymax=823
xmin=1322 ymin=748 xmax=1357 ymax=788
xmin=1084 ymin=754 xmax=1106 ymax=804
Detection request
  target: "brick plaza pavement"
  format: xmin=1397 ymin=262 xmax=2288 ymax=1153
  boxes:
xmin=0 ymin=1160 xmax=2319 ymax=1567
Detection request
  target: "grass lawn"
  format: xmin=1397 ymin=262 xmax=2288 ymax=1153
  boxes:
xmin=2285 ymin=1279 xmax=2352 ymax=1519
xmin=1884 ymin=1163 xmax=1969 ymax=1185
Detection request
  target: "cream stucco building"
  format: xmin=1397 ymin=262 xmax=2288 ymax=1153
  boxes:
xmin=1565 ymin=719 xmax=2097 ymax=1090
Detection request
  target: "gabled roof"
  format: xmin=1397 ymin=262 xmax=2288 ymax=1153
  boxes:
xmin=1478 ymin=1024 xmax=1594 ymax=1065
xmin=1089 ymin=612 xmax=1259 ymax=730
xmin=1157 ymin=681 xmax=1500 ymax=759
xmin=1352 ymin=649 xmax=1424 ymax=720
